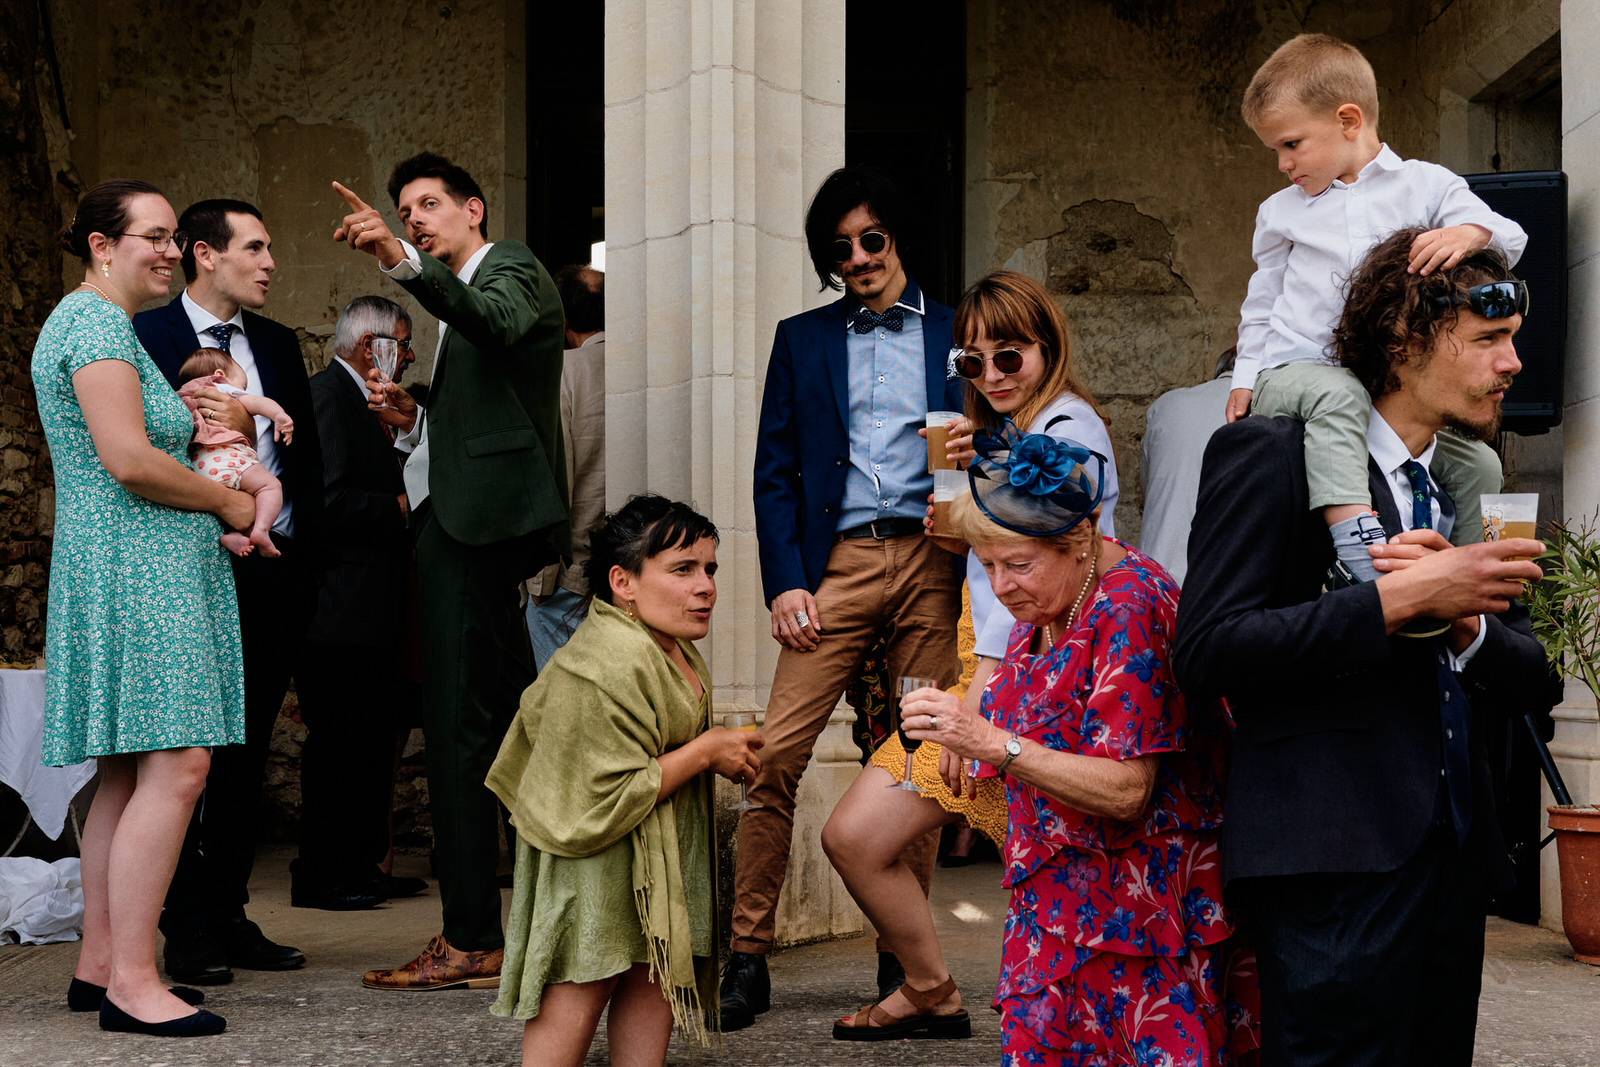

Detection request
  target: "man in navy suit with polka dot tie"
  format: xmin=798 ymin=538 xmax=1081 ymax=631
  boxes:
xmin=134 ymin=198 xmax=325 ymax=985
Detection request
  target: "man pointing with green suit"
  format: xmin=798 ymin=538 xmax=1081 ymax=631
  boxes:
xmin=332 ymin=153 xmax=568 ymax=990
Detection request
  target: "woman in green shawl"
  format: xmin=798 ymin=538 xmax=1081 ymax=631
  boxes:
xmin=487 ymin=495 xmax=762 ymax=1065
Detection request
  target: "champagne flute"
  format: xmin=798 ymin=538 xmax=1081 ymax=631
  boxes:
xmin=890 ymin=676 xmax=938 ymax=792
xmin=722 ymin=712 xmax=764 ymax=811
xmin=370 ymin=336 xmax=399 ymax=409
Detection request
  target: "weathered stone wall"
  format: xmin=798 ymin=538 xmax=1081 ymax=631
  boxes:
xmin=966 ymin=0 xmax=1544 ymax=542
xmin=1 ymin=0 xmax=66 ymax=662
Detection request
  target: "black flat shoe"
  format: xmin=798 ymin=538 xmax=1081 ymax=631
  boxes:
xmin=717 ymin=951 xmax=770 ymax=1032
xmin=99 ymin=998 xmax=226 ymax=1037
xmin=68 ymin=978 xmax=204 ymax=1012
xmin=162 ymin=930 xmax=233 ymax=986
xmin=290 ymin=881 xmax=386 ymax=911
xmin=368 ymin=872 xmax=428 ymax=899
xmin=216 ymin=917 xmax=305 ymax=971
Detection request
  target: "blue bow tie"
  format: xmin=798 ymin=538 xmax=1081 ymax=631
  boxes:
xmin=850 ymin=306 xmax=904 ymax=333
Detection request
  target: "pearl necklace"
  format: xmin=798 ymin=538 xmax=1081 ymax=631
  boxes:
xmin=78 ymin=282 xmax=113 ymax=302
xmin=1042 ymin=548 xmax=1097 ymax=650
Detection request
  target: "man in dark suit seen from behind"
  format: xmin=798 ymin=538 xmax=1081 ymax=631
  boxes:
xmin=1174 ymin=229 xmax=1552 ymax=1065
xmin=133 ymin=198 xmax=323 ymax=984
xmin=331 ymin=154 xmax=568 ymax=991
xmin=723 ymin=165 xmax=963 ymax=1030
xmin=290 ymin=296 xmax=426 ymax=912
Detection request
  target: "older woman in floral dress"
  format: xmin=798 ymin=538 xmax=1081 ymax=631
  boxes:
xmin=902 ymin=424 xmax=1259 ymax=1065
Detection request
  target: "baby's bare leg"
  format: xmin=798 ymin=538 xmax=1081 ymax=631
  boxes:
xmin=236 ymin=464 xmax=284 ymax=559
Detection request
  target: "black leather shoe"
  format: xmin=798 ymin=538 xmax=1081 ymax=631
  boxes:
xmin=216 ymin=917 xmax=305 ymax=971
xmin=291 ymin=880 xmax=385 ymax=911
xmin=68 ymin=977 xmax=204 ymax=1012
xmin=367 ymin=872 xmax=428 ymax=899
xmin=877 ymin=951 xmax=906 ymax=1001
xmin=717 ymin=951 xmax=770 ymax=1032
xmin=99 ymin=998 xmax=226 ymax=1037
xmin=162 ymin=930 xmax=233 ymax=986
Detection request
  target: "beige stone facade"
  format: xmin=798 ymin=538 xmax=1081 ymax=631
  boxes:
xmin=7 ymin=0 xmax=1595 ymax=940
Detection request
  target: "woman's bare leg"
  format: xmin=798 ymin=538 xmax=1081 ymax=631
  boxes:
xmin=822 ymin=765 xmax=962 ymax=1022
xmin=521 ymin=976 xmax=619 ymax=1067
xmin=72 ymin=754 xmax=137 ymax=987
xmin=103 ymin=747 xmax=211 ymax=1022
xmin=604 ymin=962 xmax=675 ymax=1067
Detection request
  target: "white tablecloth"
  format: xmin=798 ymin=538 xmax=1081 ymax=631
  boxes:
xmin=0 ymin=669 xmax=95 ymax=840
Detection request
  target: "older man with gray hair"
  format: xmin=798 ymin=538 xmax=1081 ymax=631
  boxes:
xmin=291 ymin=296 xmax=423 ymax=912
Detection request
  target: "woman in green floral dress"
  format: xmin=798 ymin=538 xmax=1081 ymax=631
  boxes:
xmin=32 ymin=180 xmax=255 ymax=1038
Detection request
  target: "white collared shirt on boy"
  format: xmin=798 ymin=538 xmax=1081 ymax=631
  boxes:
xmin=1234 ymin=144 xmax=1527 ymax=393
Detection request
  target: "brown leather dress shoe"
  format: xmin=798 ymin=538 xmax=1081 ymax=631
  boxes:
xmin=361 ymin=934 xmax=502 ymax=991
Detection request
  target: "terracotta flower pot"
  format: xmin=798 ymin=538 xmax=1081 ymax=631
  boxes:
xmin=1546 ymin=805 xmax=1600 ymax=964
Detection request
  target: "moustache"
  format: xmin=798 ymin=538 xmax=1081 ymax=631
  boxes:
xmin=1470 ymin=377 xmax=1516 ymax=400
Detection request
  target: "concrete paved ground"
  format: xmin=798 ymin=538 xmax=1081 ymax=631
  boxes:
xmin=2 ymin=844 xmax=1598 ymax=1065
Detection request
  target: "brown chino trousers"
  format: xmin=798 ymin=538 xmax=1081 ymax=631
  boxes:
xmin=730 ymin=533 xmax=961 ymax=955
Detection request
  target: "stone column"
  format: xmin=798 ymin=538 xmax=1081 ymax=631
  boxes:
xmin=605 ymin=0 xmax=860 ymax=946
xmin=1542 ymin=0 xmax=1600 ymax=929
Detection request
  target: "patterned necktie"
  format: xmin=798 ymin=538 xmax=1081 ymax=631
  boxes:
xmin=849 ymin=306 xmax=904 ymax=334
xmin=205 ymin=323 xmax=235 ymax=354
xmin=1401 ymin=459 xmax=1432 ymax=531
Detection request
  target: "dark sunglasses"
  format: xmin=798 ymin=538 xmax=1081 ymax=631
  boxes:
xmin=950 ymin=346 xmax=1026 ymax=380
xmin=1432 ymin=279 xmax=1529 ymax=320
xmin=830 ymin=230 xmax=889 ymax=262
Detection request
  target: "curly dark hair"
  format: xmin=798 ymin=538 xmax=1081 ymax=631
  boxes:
xmin=1335 ymin=227 xmax=1515 ymax=400
xmin=585 ymin=494 xmax=719 ymax=605
xmin=386 ymin=152 xmax=489 ymax=239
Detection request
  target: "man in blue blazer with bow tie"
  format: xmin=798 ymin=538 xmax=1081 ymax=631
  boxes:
xmin=134 ymin=198 xmax=324 ymax=984
xmin=721 ymin=165 xmax=964 ymax=1030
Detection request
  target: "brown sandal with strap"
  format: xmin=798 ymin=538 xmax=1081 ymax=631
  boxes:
xmin=831 ymin=975 xmax=973 ymax=1041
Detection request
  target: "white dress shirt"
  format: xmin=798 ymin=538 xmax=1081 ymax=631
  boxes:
xmin=1234 ymin=145 xmax=1527 ymax=392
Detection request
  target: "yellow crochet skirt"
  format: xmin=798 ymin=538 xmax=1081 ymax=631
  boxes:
xmin=867 ymin=582 xmax=1007 ymax=847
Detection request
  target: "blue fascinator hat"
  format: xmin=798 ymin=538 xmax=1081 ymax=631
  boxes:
xmin=967 ymin=420 xmax=1105 ymax=537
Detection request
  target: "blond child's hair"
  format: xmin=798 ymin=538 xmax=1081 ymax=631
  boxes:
xmin=1241 ymin=33 xmax=1379 ymax=130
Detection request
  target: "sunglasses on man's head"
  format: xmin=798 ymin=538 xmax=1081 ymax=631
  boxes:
xmin=1432 ymin=279 xmax=1529 ymax=320
xmin=830 ymin=230 xmax=889 ymax=262
xmin=950 ymin=346 xmax=1026 ymax=380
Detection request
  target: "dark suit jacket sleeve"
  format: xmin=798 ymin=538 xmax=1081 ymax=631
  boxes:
xmin=312 ymin=371 xmax=407 ymax=541
xmin=753 ymin=318 xmax=806 ymax=604
xmin=398 ymin=244 xmax=546 ymax=349
xmin=1174 ymin=417 xmax=1395 ymax=711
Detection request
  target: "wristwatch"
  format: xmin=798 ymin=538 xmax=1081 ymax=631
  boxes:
xmin=995 ymin=733 xmax=1023 ymax=775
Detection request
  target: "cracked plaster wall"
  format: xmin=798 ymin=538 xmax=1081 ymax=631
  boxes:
xmin=966 ymin=0 xmax=1542 ymax=543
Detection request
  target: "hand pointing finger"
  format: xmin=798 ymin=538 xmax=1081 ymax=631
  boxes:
xmin=333 ymin=180 xmax=371 ymax=214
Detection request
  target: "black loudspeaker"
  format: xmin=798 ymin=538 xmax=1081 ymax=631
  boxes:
xmin=1464 ymin=171 xmax=1567 ymax=435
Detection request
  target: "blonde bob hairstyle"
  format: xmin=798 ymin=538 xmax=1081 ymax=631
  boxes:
xmin=949 ymin=488 xmax=1102 ymax=556
xmin=954 ymin=269 xmax=1107 ymax=436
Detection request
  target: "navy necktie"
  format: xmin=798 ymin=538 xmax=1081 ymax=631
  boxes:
xmin=1404 ymin=458 xmax=1473 ymax=842
xmin=850 ymin=306 xmax=904 ymax=334
xmin=205 ymin=323 xmax=235 ymax=354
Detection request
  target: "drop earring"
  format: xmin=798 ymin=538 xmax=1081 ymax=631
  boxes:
xmin=101 ymin=260 xmax=111 ymax=278
xmin=626 ymin=600 xmax=638 ymax=621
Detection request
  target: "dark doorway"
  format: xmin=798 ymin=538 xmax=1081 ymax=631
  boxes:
xmin=846 ymin=2 xmax=967 ymax=306
xmin=526 ymin=6 xmax=604 ymax=272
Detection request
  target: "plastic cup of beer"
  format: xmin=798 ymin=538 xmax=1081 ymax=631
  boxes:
xmin=930 ymin=469 xmax=965 ymax=537
xmin=1480 ymin=493 xmax=1539 ymax=560
xmin=925 ymin=411 xmax=963 ymax=472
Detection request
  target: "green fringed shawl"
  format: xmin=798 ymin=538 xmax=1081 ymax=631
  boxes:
xmin=486 ymin=597 xmax=716 ymax=1045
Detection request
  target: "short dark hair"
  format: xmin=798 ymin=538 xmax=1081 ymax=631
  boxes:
xmin=178 ymin=199 xmax=263 ymax=283
xmin=804 ymin=165 xmax=912 ymax=292
xmin=585 ymin=494 xmax=719 ymax=606
xmin=387 ymin=152 xmax=489 ymax=239
xmin=555 ymin=265 xmax=604 ymax=335
xmin=1335 ymin=227 xmax=1514 ymax=399
xmin=58 ymin=179 xmax=165 ymax=264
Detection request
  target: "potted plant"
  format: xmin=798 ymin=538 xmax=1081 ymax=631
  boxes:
xmin=1525 ymin=514 xmax=1600 ymax=963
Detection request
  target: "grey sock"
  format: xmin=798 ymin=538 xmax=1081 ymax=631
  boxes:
xmin=1330 ymin=512 xmax=1388 ymax=583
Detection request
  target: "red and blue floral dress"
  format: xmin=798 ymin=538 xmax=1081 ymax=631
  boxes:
xmin=984 ymin=542 xmax=1259 ymax=1066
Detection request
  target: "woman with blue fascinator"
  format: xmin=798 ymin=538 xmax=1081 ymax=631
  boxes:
xmin=898 ymin=426 xmax=1259 ymax=1065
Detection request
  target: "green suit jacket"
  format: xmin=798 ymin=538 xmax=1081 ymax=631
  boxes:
xmin=398 ymin=240 xmax=571 ymax=558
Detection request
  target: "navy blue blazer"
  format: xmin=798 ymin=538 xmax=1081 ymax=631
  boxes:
xmin=133 ymin=296 xmax=324 ymax=552
xmin=1173 ymin=416 xmax=1552 ymax=887
xmin=752 ymin=286 xmax=960 ymax=605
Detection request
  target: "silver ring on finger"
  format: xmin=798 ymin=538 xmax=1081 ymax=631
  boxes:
xmin=794 ymin=611 xmax=810 ymax=628
xmin=929 ymin=716 xmax=939 ymax=730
